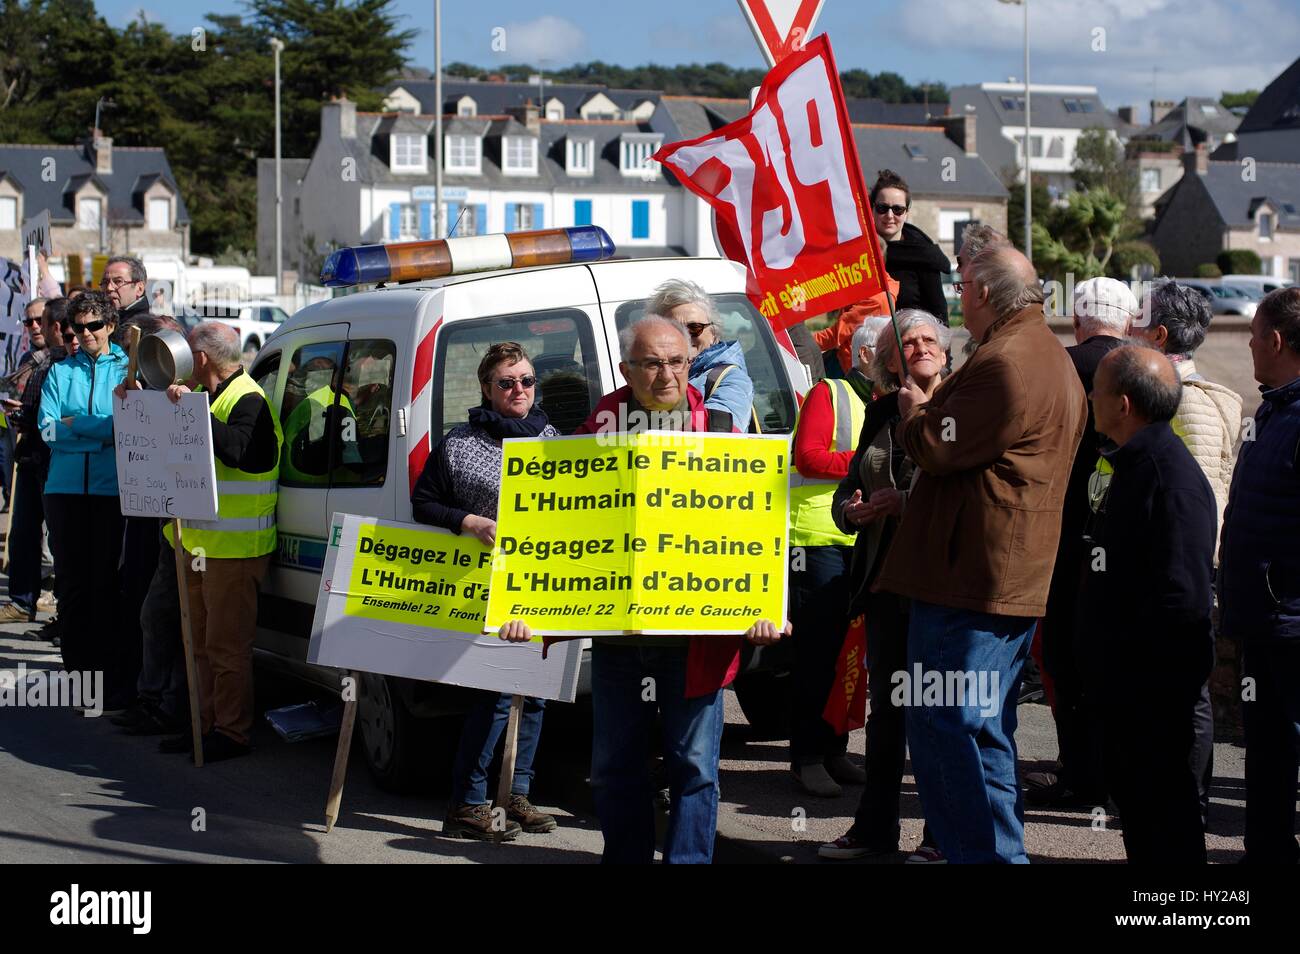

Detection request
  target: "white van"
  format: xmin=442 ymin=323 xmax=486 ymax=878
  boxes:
xmin=247 ymin=231 xmax=809 ymax=790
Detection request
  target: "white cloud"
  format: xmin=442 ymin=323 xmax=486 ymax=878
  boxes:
xmin=893 ymin=0 xmax=1296 ymax=108
xmin=493 ymin=15 xmax=587 ymax=65
xmin=649 ymin=16 xmax=760 ymax=61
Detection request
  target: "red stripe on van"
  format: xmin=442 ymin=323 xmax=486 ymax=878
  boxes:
xmin=775 ymin=327 xmax=796 ymax=358
xmin=411 ymin=316 xmax=443 ymax=401
xmin=408 ymin=438 xmax=430 ymax=495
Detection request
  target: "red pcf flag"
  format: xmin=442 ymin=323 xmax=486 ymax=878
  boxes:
xmin=654 ymin=34 xmax=887 ymax=331
xmin=822 ymin=614 xmax=867 ymax=734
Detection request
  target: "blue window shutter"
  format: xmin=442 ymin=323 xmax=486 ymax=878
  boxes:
xmin=389 ymin=202 xmax=402 ymax=240
xmin=445 ymin=201 xmax=461 ymax=236
xmin=474 ymin=203 xmax=487 ymax=236
xmin=532 ymin=202 xmax=545 ymax=229
xmin=574 ymin=199 xmax=592 ymax=226
xmin=632 ymin=200 xmax=649 ymax=239
xmin=504 ymin=202 xmax=517 ymax=232
xmin=418 ymin=202 xmax=432 ymax=239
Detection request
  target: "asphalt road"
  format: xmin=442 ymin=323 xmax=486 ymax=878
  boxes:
xmin=0 ymin=605 xmax=1250 ymax=864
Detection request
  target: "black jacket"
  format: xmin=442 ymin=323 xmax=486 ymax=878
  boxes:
xmin=1080 ymin=421 xmax=1216 ymax=693
xmin=885 ymin=223 xmax=951 ymax=323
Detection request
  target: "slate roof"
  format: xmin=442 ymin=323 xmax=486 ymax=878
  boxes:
xmin=0 ymin=142 xmax=190 ymax=226
xmin=1136 ymin=97 xmax=1239 ymax=148
xmin=850 ymin=126 xmax=1007 ymax=199
xmin=1193 ymin=160 xmax=1300 ymax=229
xmin=389 ymin=79 xmax=660 ymax=119
xmin=1213 ymin=56 xmax=1300 ymax=163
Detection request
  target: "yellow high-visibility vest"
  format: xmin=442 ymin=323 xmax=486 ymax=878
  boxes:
xmin=789 ymin=378 xmax=866 ymax=548
xmin=166 ymin=373 xmax=282 ymax=558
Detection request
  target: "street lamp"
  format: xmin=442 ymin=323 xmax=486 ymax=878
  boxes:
xmin=999 ymin=0 xmax=1031 ymax=264
xmin=271 ymin=37 xmax=284 ymax=297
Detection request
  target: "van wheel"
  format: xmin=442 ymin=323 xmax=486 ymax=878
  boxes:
xmin=357 ymin=672 xmax=434 ymax=793
xmin=732 ymin=670 xmax=792 ymax=738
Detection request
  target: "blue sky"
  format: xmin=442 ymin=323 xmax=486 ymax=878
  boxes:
xmin=103 ymin=0 xmax=1297 ymax=114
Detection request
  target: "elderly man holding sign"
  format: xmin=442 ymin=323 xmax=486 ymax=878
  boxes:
xmin=410 ymin=341 xmax=559 ymax=841
xmin=150 ymin=322 xmax=282 ymax=763
xmin=571 ymin=315 xmax=787 ymax=864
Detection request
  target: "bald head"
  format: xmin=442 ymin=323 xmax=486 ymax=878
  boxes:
xmin=963 ymin=244 xmax=1044 ymax=336
xmin=189 ymin=320 xmax=243 ymax=372
xmin=1091 ymin=344 xmax=1182 ymax=446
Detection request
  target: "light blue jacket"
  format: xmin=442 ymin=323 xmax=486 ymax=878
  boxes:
xmin=689 ymin=340 xmax=755 ymax=429
xmin=39 ymin=344 xmax=128 ymax=495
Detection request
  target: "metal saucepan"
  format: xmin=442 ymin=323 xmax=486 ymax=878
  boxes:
xmin=138 ymin=329 xmax=193 ymax=389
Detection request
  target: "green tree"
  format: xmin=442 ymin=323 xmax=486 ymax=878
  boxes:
xmin=1033 ymin=188 xmax=1127 ymax=280
xmin=1219 ymin=90 xmax=1258 ymax=110
xmin=1073 ymin=126 xmax=1140 ymax=232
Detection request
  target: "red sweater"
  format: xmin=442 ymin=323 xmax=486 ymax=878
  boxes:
xmin=794 ymin=380 xmax=856 ymax=480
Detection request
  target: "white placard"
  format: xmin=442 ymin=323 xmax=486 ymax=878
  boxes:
xmin=113 ymin=389 xmax=219 ymax=520
xmin=308 ymin=512 xmax=583 ymax=702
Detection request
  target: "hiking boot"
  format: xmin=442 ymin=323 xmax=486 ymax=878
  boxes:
xmin=443 ymin=802 xmax=521 ymax=841
xmin=0 ymin=602 xmax=34 ymax=623
xmin=507 ymin=794 xmax=557 ymax=833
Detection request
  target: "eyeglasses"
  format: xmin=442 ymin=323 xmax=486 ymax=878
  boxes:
xmin=22 ymin=317 xmax=41 ymax=327
xmin=629 ymin=357 xmax=688 ymax=373
xmin=71 ymin=320 xmax=107 ymax=334
xmin=953 ymin=281 xmax=967 ymax=293
xmin=100 ymin=276 xmax=134 ymax=289
xmin=874 ymin=202 xmax=908 ymax=217
xmin=684 ymin=322 xmax=714 ymax=337
xmin=494 ymin=374 xmax=537 ymax=391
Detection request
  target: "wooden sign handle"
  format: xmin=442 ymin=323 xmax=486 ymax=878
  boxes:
xmin=325 ymin=675 xmax=359 ymax=833
xmin=125 ymin=325 xmax=142 ymax=388
xmin=172 ymin=519 xmax=205 ymax=767
xmin=493 ymin=694 xmax=524 ymax=844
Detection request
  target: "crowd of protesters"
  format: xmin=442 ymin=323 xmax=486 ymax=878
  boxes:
xmin=4 ymin=189 xmax=1298 ymax=865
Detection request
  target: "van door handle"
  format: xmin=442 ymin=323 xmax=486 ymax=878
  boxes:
xmin=396 ymin=407 xmax=407 ymax=437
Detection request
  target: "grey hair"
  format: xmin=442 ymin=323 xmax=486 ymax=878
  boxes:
xmin=189 ymin=320 xmax=243 ymax=370
xmin=851 ymin=315 xmax=892 ymax=362
xmin=619 ymin=314 xmax=691 ymax=363
xmin=967 ymin=247 xmax=1044 ymax=320
xmin=1145 ymin=279 xmax=1211 ymax=357
xmin=957 ymin=224 xmax=1009 ymax=267
xmin=106 ymin=255 xmax=146 ymax=284
xmin=871 ymin=309 xmax=952 ymax=391
xmin=646 ymin=279 xmax=721 ymax=327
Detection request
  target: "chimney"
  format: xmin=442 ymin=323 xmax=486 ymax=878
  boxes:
xmin=509 ymin=100 xmax=541 ymax=133
xmin=1182 ymin=142 xmax=1209 ymax=176
xmin=933 ymin=113 xmax=977 ymax=157
xmin=1150 ymin=99 xmax=1175 ymax=125
xmin=321 ymin=96 xmax=357 ymax=141
xmin=92 ymin=129 xmax=112 ymax=175
xmin=1117 ymin=106 xmax=1137 ymax=125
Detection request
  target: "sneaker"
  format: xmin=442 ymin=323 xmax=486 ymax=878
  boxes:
xmin=443 ymin=802 xmax=521 ymax=841
xmin=201 ymin=731 xmax=251 ymax=763
xmin=1023 ymin=771 xmax=1096 ymax=809
xmin=110 ymin=704 xmax=151 ymax=728
xmin=906 ymin=845 xmax=948 ymax=864
xmin=0 ymin=602 xmax=34 ymax=623
xmin=123 ymin=708 xmax=177 ymax=737
xmin=793 ymin=763 xmax=843 ymax=798
xmin=507 ymin=794 xmax=558 ymax=833
xmin=824 ymin=754 xmax=867 ymax=785
xmin=818 ymin=831 xmax=896 ymax=861
xmin=36 ymin=592 xmax=57 ymax=613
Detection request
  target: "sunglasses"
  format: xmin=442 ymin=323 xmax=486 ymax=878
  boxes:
xmin=71 ymin=320 xmax=108 ymax=334
xmin=874 ymin=202 xmax=908 ymax=217
xmin=22 ymin=317 xmax=41 ymax=327
xmin=494 ymin=374 xmax=537 ymax=391
xmin=684 ymin=322 xmax=714 ymax=336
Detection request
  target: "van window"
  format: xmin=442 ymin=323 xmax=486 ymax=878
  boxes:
xmin=278 ymin=339 xmax=396 ymax=488
xmin=614 ymin=293 xmax=797 ymax=433
xmin=251 ymin=351 xmax=280 ymax=405
xmin=431 ymin=308 xmax=602 ymax=438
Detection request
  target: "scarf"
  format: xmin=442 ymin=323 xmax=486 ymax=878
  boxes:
xmin=468 ymin=404 xmax=551 ymax=439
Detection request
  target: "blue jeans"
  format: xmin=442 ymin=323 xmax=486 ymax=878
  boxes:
xmin=590 ymin=642 xmax=725 ymax=864
xmin=450 ymin=691 xmax=545 ymax=805
xmin=905 ymin=600 xmax=1035 ymax=864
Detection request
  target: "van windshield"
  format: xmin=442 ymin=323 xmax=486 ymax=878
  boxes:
xmin=613 ymin=293 xmax=797 ymax=434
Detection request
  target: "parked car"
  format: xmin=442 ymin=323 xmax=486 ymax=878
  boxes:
xmin=246 ymin=228 xmax=808 ymax=790
xmin=192 ymin=299 xmax=292 ymax=355
xmin=1174 ymin=279 xmax=1257 ymax=317
xmin=1220 ymin=274 xmax=1296 ymax=297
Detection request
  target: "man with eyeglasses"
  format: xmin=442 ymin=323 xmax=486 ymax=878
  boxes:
xmin=571 ymin=315 xmax=787 ymax=863
xmin=100 ymin=256 xmax=150 ymax=323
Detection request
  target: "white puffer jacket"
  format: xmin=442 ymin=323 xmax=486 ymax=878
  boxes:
xmin=1171 ymin=358 xmax=1242 ymax=555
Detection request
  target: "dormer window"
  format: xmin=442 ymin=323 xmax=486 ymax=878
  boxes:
xmin=503 ymin=136 xmax=538 ymax=175
xmin=566 ymin=137 xmax=594 ymax=176
xmin=1260 ymin=211 xmax=1274 ymax=239
xmin=0 ymin=196 xmax=16 ymax=230
xmin=457 ymin=96 xmax=477 ymax=117
xmin=391 ymin=134 xmax=427 ymax=173
xmin=545 ymin=98 xmax=565 ymax=121
xmin=446 ymin=134 xmax=481 ymax=174
xmin=620 ymin=134 xmax=662 ymax=177
xmin=78 ymin=196 xmax=102 ymax=230
xmin=148 ymin=197 xmax=170 ymax=230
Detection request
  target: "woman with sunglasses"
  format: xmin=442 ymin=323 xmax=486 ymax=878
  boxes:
xmin=38 ymin=291 xmax=129 ymax=698
xmin=870 ymin=169 xmax=952 ymax=323
xmin=411 ymin=341 xmax=559 ymax=842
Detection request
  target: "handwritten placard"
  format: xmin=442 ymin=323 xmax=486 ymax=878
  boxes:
xmin=113 ymin=389 xmax=219 ymax=520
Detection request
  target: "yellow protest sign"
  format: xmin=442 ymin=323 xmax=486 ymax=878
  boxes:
xmin=345 ymin=520 xmax=493 ymax=634
xmin=486 ymin=431 xmax=789 ymax=635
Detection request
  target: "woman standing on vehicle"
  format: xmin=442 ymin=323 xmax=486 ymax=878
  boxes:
xmin=411 ymin=341 xmax=558 ymax=841
xmin=871 ymin=169 xmax=953 ymax=323
xmin=39 ymin=291 xmax=129 ymax=697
